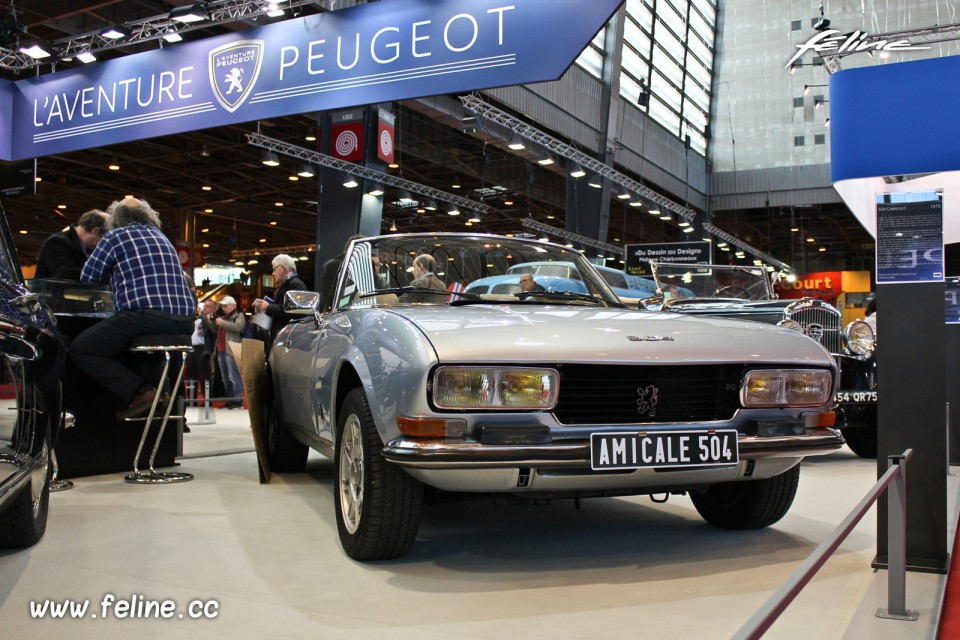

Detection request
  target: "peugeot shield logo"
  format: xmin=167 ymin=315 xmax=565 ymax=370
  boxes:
xmin=636 ymin=385 xmax=659 ymax=417
xmin=806 ymin=323 xmax=824 ymax=341
xmin=209 ymin=40 xmax=264 ymax=113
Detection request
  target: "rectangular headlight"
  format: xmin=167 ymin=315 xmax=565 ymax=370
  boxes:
xmin=741 ymin=370 xmax=832 ymax=408
xmin=433 ymin=367 xmax=559 ymax=410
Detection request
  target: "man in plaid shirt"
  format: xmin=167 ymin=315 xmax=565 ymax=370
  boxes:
xmin=70 ymin=197 xmax=197 ymax=420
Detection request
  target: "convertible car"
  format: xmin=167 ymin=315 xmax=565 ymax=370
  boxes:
xmin=0 ymin=209 xmax=64 ymax=549
xmin=645 ymin=262 xmax=878 ymax=457
xmin=267 ymin=234 xmax=843 ymax=560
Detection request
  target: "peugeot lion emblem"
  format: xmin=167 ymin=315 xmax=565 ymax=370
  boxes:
xmin=805 ymin=323 xmax=824 ymax=341
xmin=636 ymin=385 xmax=659 ymax=417
xmin=209 ymin=40 xmax=264 ymax=113
xmin=627 ymin=335 xmax=674 ymax=342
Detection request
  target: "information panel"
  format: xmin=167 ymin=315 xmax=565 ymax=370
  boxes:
xmin=625 ymin=241 xmax=711 ymax=277
xmin=875 ymin=191 xmax=943 ymax=284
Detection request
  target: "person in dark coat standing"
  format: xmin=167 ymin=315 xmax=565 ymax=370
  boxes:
xmin=35 ymin=209 xmax=108 ymax=280
xmin=253 ymin=253 xmax=307 ymax=341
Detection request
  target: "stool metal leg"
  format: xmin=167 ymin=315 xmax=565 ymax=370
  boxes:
xmin=49 ymin=449 xmax=73 ymax=492
xmin=147 ymin=352 xmax=193 ymax=483
xmin=124 ymin=351 xmax=169 ymax=483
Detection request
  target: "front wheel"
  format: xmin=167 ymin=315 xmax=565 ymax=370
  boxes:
xmin=335 ymin=388 xmax=422 ymax=561
xmin=841 ymin=426 xmax=877 ymax=459
xmin=0 ymin=434 xmax=51 ymax=548
xmin=691 ymin=464 xmax=800 ymax=530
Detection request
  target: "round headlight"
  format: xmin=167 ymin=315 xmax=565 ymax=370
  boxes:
xmin=844 ymin=320 xmax=875 ymax=355
xmin=777 ymin=319 xmax=803 ymax=333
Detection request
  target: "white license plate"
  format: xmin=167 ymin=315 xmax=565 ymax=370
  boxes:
xmin=835 ymin=390 xmax=878 ymax=403
xmin=590 ymin=430 xmax=738 ymax=471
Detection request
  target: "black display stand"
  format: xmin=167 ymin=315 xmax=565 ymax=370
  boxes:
xmin=52 ymin=314 xmax=182 ymax=479
xmin=947 ymin=323 xmax=960 ymax=465
xmin=874 ymin=282 xmax=948 ymax=573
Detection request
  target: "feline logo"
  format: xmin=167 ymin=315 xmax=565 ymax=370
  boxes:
xmin=786 ymin=30 xmax=929 ymax=68
xmin=209 ymin=40 xmax=264 ymax=113
xmin=636 ymin=385 xmax=659 ymax=417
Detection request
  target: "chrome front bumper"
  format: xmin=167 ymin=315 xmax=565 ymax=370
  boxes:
xmin=381 ymin=429 xmax=844 ymax=470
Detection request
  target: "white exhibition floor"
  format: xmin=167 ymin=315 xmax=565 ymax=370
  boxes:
xmin=0 ymin=406 xmax=956 ymax=640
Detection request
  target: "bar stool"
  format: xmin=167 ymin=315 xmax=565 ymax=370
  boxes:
xmin=123 ymin=334 xmax=194 ymax=484
xmin=50 ymin=411 xmax=75 ymax=492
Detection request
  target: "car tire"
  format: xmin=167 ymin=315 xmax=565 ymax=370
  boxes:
xmin=690 ymin=464 xmax=800 ymax=530
xmin=0 ymin=431 xmax=51 ymax=549
xmin=335 ymin=387 xmax=422 ymax=561
xmin=266 ymin=405 xmax=308 ymax=472
xmin=842 ymin=426 xmax=877 ymax=459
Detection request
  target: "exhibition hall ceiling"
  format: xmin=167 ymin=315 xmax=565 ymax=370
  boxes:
xmin=0 ymin=0 xmax=874 ymax=275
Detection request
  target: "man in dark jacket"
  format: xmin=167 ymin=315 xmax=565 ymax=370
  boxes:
xmin=35 ymin=209 xmax=108 ymax=280
xmin=253 ymin=253 xmax=307 ymax=341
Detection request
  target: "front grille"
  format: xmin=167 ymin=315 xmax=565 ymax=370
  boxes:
xmin=788 ymin=301 xmax=842 ymax=354
xmin=552 ymin=364 xmax=744 ymax=425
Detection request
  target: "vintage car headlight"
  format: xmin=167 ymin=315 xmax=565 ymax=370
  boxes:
xmin=844 ymin=320 xmax=876 ymax=356
xmin=741 ymin=369 xmax=832 ymax=407
xmin=433 ymin=367 xmax=559 ymax=410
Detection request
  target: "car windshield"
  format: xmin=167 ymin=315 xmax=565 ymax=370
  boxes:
xmin=650 ymin=263 xmax=774 ymax=301
xmin=333 ymin=234 xmax=623 ymax=309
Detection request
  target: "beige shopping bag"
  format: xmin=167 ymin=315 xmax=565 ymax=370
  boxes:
xmin=239 ymin=337 xmax=270 ymax=483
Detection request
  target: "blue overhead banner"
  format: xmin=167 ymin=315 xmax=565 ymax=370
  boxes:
xmin=831 ymin=55 xmax=960 ymax=182
xmin=0 ymin=0 xmax=624 ymax=160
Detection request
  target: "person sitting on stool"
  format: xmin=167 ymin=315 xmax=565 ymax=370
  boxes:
xmin=69 ymin=197 xmax=197 ymax=420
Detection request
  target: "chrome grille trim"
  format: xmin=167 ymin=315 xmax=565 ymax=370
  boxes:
xmin=787 ymin=300 xmax=842 ymax=355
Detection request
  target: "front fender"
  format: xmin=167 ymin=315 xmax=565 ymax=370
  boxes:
xmin=331 ymin=311 xmax=439 ymax=444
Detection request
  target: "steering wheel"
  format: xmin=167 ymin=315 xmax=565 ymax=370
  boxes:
xmin=716 ymin=285 xmax=750 ymax=299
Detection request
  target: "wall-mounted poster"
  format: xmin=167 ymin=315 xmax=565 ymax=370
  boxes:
xmin=946 ymin=278 xmax=960 ymax=324
xmin=875 ymin=190 xmax=943 ymax=284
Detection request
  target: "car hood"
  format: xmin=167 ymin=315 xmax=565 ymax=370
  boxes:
xmin=387 ymin=305 xmax=832 ymax=366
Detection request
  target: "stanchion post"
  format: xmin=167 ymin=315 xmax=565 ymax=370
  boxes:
xmin=202 ymin=380 xmax=211 ymax=421
xmin=876 ymin=452 xmax=919 ymax=621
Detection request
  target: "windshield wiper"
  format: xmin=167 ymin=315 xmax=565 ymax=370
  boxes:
xmin=358 ymin=287 xmax=482 ymax=300
xmin=516 ymin=290 xmax=604 ymax=304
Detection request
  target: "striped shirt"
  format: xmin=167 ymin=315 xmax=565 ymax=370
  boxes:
xmin=80 ymin=223 xmax=196 ymax=315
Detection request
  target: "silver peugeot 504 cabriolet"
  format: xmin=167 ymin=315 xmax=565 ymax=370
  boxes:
xmin=266 ymin=233 xmax=842 ymax=560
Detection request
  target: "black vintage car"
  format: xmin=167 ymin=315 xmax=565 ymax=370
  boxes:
xmin=0 ymin=206 xmax=65 ymax=549
xmin=645 ymin=262 xmax=878 ymax=458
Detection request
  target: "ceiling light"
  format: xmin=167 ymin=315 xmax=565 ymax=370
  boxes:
xmin=108 ymin=160 xmax=120 ymax=171
xmin=201 ymin=184 xmax=212 ymax=191
xmin=19 ymin=42 xmax=55 ymax=59
xmin=447 ymin=207 xmax=460 ymax=216
xmin=264 ymin=2 xmax=285 ymax=17
xmin=806 ymin=237 xmax=815 ymax=243
xmin=343 ymin=178 xmax=359 ymax=188
xmin=451 ymin=184 xmax=461 ymax=189
xmin=588 ymin=175 xmax=603 ymax=189
xmin=170 ymin=4 xmax=210 ymax=23
xmin=201 ymin=228 xmax=209 ymax=233
xmin=388 ymin=162 xmax=400 ymax=169
xmin=682 ymin=227 xmax=695 ymax=234
xmin=76 ymin=51 xmax=97 ymax=64
xmin=678 ymin=222 xmax=691 ymax=227
xmin=616 ymin=191 xmax=631 ymax=200
xmin=537 ymin=155 xmax=555 ymax=166
xmin=297 ymin=163 xmax=315 ymax=178
xmin=202 ymin=243 xmax=209 ymax=248
xmin=269 ymin=221 xmax=277 ymax=226
xmin=204 ymin=208 xmax=213 ymax=213
xmin=162 ymin=28 xmax=183 ymax=43
xmin=235 ymin=261 xmax=244 ymax=267
xmin=818 ymin=247 xmax=827 ymax=252
xmin=367 ymin=184 xmax=384 ymax=197
xmin=57 ymin=204 xmax=67 ymax=209
xmin=570 ymin=166 xmax=586 ymax=178
xmin=389 ymin=220 xmax=397 ymax=232
xmin=629 ymin=201 xmax=643 ymax=208
xmin=503 ymin=200 xmax=514 ymax=206
xmin=304 ymin=131 xmax=317 ymax=142
xmin=464 ymin=221 xmax=473 ymax=227
xmin=259 ymin=238 xmax=267 ymax=243
xmin=790 ymin=227 xmax=800 ymax=232
xmin=424 ymin=200 xmax=438 ymax=211
xmin=288 ymin=175 xmax=299 ymax=181
xmin=648 ymin=208 xmax=661 ymax=216
xmin=468 ymin=215 xmax=481 ymax=223
xmin=274 ymin=201 xmax=284 ymax=207
xmin=507 ymin=135 xmax=525 ymax=151
xmin=19 ymin=230 xmax=27 ymax=235
xmin=659 ymin=214 xmax=672 ymax=221
xmin=261 ymin=150 xmax=280 ymax=166
xmin=100 ymin=26 xmax=131 ymax=40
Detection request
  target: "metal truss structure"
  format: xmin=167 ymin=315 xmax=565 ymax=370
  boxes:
xmin=702 ymin=222 xmax=791 ymax=273
xmin=520 ymin=218 xmax=625 ymax=258
xmin=460 ymin=94 xmax=697 ymax=222
xmin=246 ymin=132 xmax=496 ymax=216
xmin=231 ymin=243 xmax=316 ymax=259
xmin=0 ymin=0 xmax=323 ymax=71
xmin=820 ymin=22 xmax=960 ymax=73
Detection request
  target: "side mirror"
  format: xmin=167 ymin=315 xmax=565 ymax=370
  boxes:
xmin=283 ymin=291 xmax=321 ymax=315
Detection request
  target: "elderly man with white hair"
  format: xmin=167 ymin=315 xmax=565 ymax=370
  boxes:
xmin=253 ymin=253 xmax=307 ymax=344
